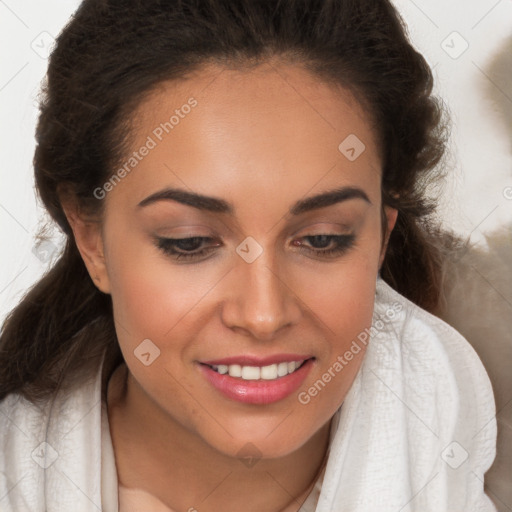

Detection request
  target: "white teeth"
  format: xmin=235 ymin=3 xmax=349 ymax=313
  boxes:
xmin=241 ymin=366 xmax=260 ymax=380
xmin=217 ymin=365 xmax=228 ymax=375
xmin=260 ymin=364 xmax=278 ymax=380
xmin=211 ymin=360 xmax=305 ymax=381
xmin=277 ymin=362 xmax=289 ymax=377
xmin=228 ymin=364 xmax=242 ymax=377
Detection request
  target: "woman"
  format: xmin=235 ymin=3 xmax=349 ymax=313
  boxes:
xmin=0 ymin=0 xmax=497 ymax=510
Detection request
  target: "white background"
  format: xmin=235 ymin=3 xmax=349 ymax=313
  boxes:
xmin=1 ymin=0 xmax=511 ymax=323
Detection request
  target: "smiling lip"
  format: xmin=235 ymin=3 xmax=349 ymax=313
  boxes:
xmin=198 ymin=355 xmax=315 ymax=405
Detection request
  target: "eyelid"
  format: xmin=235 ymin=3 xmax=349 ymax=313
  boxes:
xmin=153 ymin=225 xmax=216 ymax=237
xmin=290 ymin=221 xmax=353 ymax=237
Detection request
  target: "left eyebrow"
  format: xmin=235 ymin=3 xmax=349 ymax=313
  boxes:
xmin=289 ymin=186 xmax=371 ymax=215
xmin=137 ymin=185 xmax=371 ymax=215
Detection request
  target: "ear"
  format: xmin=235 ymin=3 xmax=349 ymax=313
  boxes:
xmin=58 ymin=185 xmax=111 ymax=294
xmin=378 ymin=205 xmax=398 ymax=269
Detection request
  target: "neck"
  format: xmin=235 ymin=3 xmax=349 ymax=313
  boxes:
xmin=107 ymin=363 xmax=332 ymax=512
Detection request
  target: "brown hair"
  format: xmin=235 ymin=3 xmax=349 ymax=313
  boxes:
xmin=0 ymin=0 xmax=450 ymax=403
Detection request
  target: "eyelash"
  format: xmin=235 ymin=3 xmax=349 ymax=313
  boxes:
xmin=154 ymin=234 xmax=356 ymax=262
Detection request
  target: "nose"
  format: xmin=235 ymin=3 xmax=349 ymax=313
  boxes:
xmin=220 ymin=249 xmax=302 ymax=341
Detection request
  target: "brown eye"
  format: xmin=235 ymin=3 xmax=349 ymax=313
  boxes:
xmin=293 ymin=234 xmax=356 ymax=258
xmin=155 ymin=236 xmax=220 ymax=261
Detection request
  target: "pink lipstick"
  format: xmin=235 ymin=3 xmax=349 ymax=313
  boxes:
xmin=198 ymin=354 xmax=315 ymax=405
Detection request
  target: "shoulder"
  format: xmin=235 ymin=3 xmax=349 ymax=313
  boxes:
xmin=374 ymin=276 xmax=496 ymax=417
xmin=0 ymin=358 xmax=106 ymax=511
xmin=0 ymin=390 xmax=59 ymax=508
xmin=372 ymin=276 xmax=497 ymax=505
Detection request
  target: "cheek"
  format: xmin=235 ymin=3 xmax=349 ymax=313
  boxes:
xmin=302 ymin=260 xmax=377 ymax=404
xmin=292 ymin=235 xmax=379 ymax=407
xmin=104 ymin=233 xmax=228 ymax=367
xmin=293 ymin=265 xmax=377 ymax=430
xmin=104 ymin=233 xmax=190 ymax=347
xmin=299 ymin=242 xmax=380 ymax=340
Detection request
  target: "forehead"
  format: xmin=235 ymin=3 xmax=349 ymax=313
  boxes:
xmin=107 ymin=61 xmax=382 ymax=210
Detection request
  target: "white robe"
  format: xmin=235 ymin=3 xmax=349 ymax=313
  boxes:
xmin=0 ymin=276 xmax=498 ymax=511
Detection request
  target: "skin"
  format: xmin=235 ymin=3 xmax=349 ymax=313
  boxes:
xmin=61 ymin=60 xmax=398 ymax=511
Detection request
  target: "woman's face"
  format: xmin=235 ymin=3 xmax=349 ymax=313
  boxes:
xmin=88 ymin=62 xmax=396 ymax=458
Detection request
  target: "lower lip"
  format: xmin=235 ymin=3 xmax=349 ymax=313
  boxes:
xmin=198 ymin=359 xmax=314 ymax=405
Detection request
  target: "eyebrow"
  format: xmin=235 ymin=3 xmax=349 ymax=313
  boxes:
xmin=137 ymin=185 xmax=371 ymax=215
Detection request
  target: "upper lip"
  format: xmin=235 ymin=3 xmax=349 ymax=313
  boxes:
xmin=200 ymin=353 xmax=314 ymax=367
